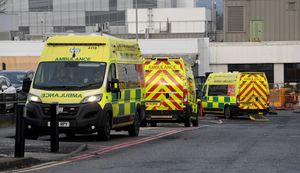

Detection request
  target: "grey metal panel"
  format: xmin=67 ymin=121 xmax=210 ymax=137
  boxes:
xmin=117 ymin=0 xmax=133 ymax=10
xmin=225 ymin=0 xmax=300 ymax=42
xmin=228 ymin=6 xmax=244 ymax=32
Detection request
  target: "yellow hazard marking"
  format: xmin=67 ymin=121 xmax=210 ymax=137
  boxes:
xmin=249 ymin=114 xmax=269 ymax=121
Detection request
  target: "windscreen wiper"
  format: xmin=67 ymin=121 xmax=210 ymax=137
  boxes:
xmin=78 ymin=83 xmax=100 ymax=89
xmin=50 ymin=86 xmax=69 ymax=90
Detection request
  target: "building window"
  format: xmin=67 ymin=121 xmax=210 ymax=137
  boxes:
xmin=85 ymin=11 xmax=125 ymax=26
xmin=29 ymin=0 xmax=53 ymax=12
xmin=228 ymin=64 xmax=274 ymax=83
xmin=227 ymin=6 xmax=244 ymax=32
xmin=53 ymin=26 xmax=85 ymax=33
xmin=284 ymin=63 xmax=300 ymax=82
xmin=136 ymin=0 xmax=158 ymax=8
xmin=19 ymin=26 xmax=30 ymax=34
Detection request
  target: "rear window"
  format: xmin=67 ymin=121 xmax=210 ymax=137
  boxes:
xmin=208 ymin=85 xmax=228 ymax=96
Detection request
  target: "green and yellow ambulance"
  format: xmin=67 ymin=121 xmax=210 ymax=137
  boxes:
xmin=144 ymin=57 xmax=199 ymax=127
xmin=23 ymin=35 xmax=145 ymax=140
xmin=200 ymin=72 xmax=269 ymax=118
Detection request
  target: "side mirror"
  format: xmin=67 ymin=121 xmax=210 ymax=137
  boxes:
xmin=109 ymin=78 xmax=120 ymax=93
xmin=1 ymin=85 xmax=8 ymax=91
xmin=22 ymin=78 xmax=32 ymax=93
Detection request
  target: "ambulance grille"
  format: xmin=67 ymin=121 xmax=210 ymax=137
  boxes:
xmin=42 ymin=106 xmax=79 ymax=116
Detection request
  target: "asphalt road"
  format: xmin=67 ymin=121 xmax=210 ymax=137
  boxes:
xmin=8 ymin=111 xmax=300 ymax=173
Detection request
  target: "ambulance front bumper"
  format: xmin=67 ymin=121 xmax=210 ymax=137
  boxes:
xmin=25 ymin=101 xmax=106 ymax=134
xmin=145 ymin=109 xmax=189 ymax=122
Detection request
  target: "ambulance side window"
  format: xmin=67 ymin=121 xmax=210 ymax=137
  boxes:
xmin=117 ymin=64 xmax=139 ymax=89
xmin=208 ymin=85 xmax=228 ymax=96
xmin=108 ymin=63 xmax=116 ymax=82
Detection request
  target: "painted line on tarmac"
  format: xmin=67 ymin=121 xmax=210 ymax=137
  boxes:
xmin=9 ymin=126 xmax=207 ymax=173
xmin=66 ymin=129 xmax=185 ymax=161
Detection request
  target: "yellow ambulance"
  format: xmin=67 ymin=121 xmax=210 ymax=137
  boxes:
xmin=200 ymin=72 xmax=270 ymax=118
xmin=23 ymin=35 xmax=145 ymax=140
xmin=143 ymin=57 xmax=198 ymax=127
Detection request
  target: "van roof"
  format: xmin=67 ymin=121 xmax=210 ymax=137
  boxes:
xmin=206 ymin=72 xmax=267 ymax=84
xmin=40 ymin=35 xmax=141 ymax=63
xmin=144 ymin=57 xmax=190 ymax=66
xmin=47 ymin=35 xmax=137 ymax=46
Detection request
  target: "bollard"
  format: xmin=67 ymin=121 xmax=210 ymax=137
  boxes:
xmin=14 ymin=103 xmax=25 ymax=157
xmin=50 ymin=102 xmax=59 ymax=152
xmin=0 ymin=93 xmax=5 ymax=115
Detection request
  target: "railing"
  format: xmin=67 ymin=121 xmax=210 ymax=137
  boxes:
xmin=20 ymin=20 xmax=214 ymax=40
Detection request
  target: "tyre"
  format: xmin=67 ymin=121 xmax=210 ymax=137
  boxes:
xmin=192 ymin=115 xmax=199 ymax=127
xmin=97 ymin=112 xmax=111 ymax=141
xmin=184 ymin=116 xmax=191 ymax=127
xmin=150 ymin=122 xmax=157 ymax=127
xmin=140 ymin=120 xmax=147 ymax=127
xmin=224 ymin=106 xmax=231 ymax=119
xmin=128 ymin=111 xmax=140 ymax=137
xmin=184 ymin=108 xmax=192 ymax=127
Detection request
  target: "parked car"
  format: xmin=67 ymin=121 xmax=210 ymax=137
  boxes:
xmin=0 ymin=70 xmax=34 ymax=101
xmin=0 ymin=76 xmax=17 ymax=112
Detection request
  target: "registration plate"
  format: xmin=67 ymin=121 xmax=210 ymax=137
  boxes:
xmin=47 ymin=121 xmax=70 ymax=127
xmin=146 ymin=102 xmax=160 ymax=106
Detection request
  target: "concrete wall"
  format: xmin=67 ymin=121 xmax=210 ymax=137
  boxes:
xmin=210 ymin=41 xmax=300 ymax=64
xmin=0 ymin=56 xmax=39 ymax=70
xmin=0 ymin=41 xmax=43 ymax=70
xmin=1 ymin=39 xmax=300 ymax=84
xmin=210 ymin=41 xmax=300 ymax=83
xmin=176 ymin=0 xmax=196 ymax=8
xmin=224 ymin=0 xmax=300 ymax=42
xmin=0 ymin=14 xmax=18 ymax=32
xmin=127 ymin=8 xmax=211 ymax=34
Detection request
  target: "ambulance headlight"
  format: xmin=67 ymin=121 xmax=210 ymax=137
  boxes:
xmin=28 ymin=94 xmax=41 ymax=103
xmin=82 ymin=94 xmax=102 ymax=103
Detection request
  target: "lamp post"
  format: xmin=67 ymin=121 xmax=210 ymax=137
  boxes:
xmin=135 ymin=0 xmax=138 ymax=41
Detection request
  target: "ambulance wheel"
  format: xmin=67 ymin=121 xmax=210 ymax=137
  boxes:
xmin=25 ymin=130 xmax=39 ymax=140
xmin=140 ymin=120 xmax=147 ymax=127
xmin=224 ymin=106 xmax=231 ymax=119
xmin=128 ymin=111 xmax=140 ymax=137
xmin=25 ymin=125 xmax=39 ymax=140
xmin=184 ymin=117 xmax=191 ymax=127
xmin=150 ymin=122 xmax=157 ymax=127
xmin=97 ymin=112 xmax=111 ymax=141
xmin=192 ymin=115 xmax=199 ymax=127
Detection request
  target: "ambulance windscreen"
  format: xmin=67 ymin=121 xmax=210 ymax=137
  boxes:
xmin=33 ymin=62 xmax=106 ymax=90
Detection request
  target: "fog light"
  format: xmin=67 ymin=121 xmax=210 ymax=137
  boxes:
xmin=28 ymin=125 xmax=32 ymax=129
xmin=91 ymin=125 xmax=95 ymax=130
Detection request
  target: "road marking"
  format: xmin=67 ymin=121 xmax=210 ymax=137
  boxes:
xmin=7 ymin=126 xmax=209 ymax=173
